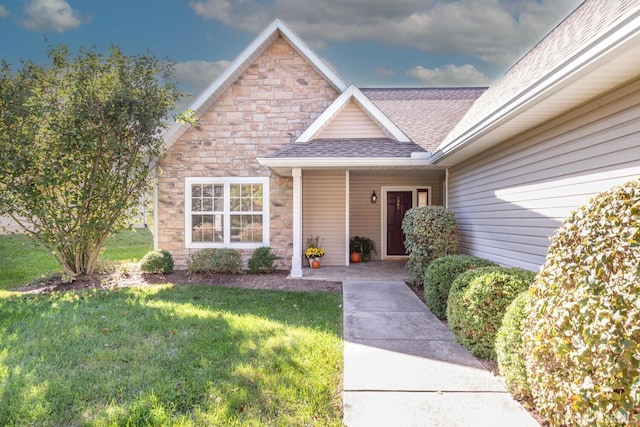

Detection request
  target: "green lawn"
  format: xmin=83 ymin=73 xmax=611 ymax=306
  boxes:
xmin=0 ymin=229 xmax=344 ymax=425
xmin=0 ymin=228 xmax=153 ymax=290
xmin=0 ymin=285 xmax=344 ymax=426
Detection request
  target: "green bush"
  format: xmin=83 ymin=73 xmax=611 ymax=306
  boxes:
xmin=495 ymin=290 xmax=532 ymax=405
xmin=423 ymin=255 xmax=496 ymax=319
xmin=522 ymin=179 xmax=640 ymax=426
xmin=139 ymin=249 xmax=174 ymax=274
xmin=402 ymin=206 xmax=458 ymax=284
xmin=186 ymin=248 xmax=243 ymax=274
xmin=447 ymin=266 xmax=535 ymax=360
xmin=247 ymin=246 xmax=277 ymax=274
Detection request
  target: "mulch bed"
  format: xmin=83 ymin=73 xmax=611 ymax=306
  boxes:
xmin=15 ymin=270 xmax=342 ymax=294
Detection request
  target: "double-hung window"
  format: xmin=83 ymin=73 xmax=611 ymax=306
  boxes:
xmin=185 ymin=177 xmax=269 ymax=248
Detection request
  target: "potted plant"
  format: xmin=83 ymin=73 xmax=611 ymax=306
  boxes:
xmin=350 ymin=236 xmax=377 ymax=263
xmin=304 ymin=235 xmax=325 ymax=268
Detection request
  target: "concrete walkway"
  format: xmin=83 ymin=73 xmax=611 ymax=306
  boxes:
xmin=342 ymin=280 xmax=539 ymax=427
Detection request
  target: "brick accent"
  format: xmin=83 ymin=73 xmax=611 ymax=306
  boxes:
xmin=157 ymin=37 xmax=339 ymax=268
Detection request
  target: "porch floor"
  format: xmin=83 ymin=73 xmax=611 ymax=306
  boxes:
xmin=299 ymin=260 xmax=409 ymax=282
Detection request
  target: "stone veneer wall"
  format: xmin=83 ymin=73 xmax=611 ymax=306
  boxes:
xmin=157 ymin=37 xmax=339 ymax=268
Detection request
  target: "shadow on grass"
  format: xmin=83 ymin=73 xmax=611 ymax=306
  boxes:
xmin=0 ymin=285 xmax=343 ymax=425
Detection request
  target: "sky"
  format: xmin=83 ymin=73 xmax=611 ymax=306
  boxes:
xmin=0 ymin=0 xmax=583 ymax=108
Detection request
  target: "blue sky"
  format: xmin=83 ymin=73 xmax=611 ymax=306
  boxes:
xmin=0 ymin=0 xmax=583 ymax=106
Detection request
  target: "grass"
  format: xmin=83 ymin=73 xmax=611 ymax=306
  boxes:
xmin=0 ymin=228 xmax=153 ymax=290
xmin=0 ymin=285 xmax=343 ymax=426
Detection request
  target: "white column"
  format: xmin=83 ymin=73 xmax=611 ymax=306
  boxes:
xmin=290 ymin=168 xmax=303 ymax=278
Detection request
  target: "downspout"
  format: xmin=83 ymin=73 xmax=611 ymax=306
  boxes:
xmin=445 ymin=168 xmax=449 ymax=209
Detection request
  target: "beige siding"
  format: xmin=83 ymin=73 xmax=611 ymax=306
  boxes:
xmin=448 ymin=77 xmax=640 ymax=271
xmin=303 ymin=170 xmax=346 ymax=266
xmin=316 ymin=101 xmax=387 ymax=139
xmin=349 ymin=171 xmax=445 ymax=260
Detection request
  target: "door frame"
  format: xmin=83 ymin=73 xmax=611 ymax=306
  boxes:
xmin=380 ymin=186 xmax=432 ymax=259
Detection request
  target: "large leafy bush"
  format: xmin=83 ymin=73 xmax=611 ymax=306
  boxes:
xmin=522 ymin=179 xmax=640 ymax=426
xmin=423 ymin=255 xmax=496 ymax=319
xmin=495 ymin=290 xmax=532 ymax=405
xmin=447 ymin=266 xmax=535 ymax=359
xmin=186 ymin=248 xmax=243 ymax=274
xmin=402 ymin=206 xmax=458 ymax=284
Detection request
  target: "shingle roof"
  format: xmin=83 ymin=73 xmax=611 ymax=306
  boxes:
xmin=271 ymin=138 xmax=426 ymax=158
xmin=360 ymin=88 xmax=486 ymax=152
xmin=441 ymin=0 xmax=640 ymax=149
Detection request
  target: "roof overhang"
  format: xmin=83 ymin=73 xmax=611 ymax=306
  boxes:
xmin=431 ymin=8 xmax=640 ymax=166
xmin=257 ymin=156 xmax=436 ymax=176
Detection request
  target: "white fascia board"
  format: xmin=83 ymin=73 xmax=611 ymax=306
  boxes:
xmin=296 ymin=84 xmax=411 ymax=142
xmin=433 ymin=7 xmax=640 ymax=164
xmin=257 ymin=156 xmax=430 ymax=169
xmin=163 ymin=18 xmax=347 ymax=149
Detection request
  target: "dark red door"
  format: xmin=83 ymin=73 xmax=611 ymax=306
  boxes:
xmin=387 ymin=191 xmax=412 ymax=255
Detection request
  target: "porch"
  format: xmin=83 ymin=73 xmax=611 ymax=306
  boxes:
xmin=299 ymin=259 xmax=409 ymax=282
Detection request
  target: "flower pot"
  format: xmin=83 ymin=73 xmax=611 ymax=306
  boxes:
xmin=311 ymin=260 xmax=320 ymax=269
xmin=350 ymin=252 xmax=361 ymax=263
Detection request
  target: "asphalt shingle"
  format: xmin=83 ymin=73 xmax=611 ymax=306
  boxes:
xmin=271 ymin=138 xmax=426 ymax=158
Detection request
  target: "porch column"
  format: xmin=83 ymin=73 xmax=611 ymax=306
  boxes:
xmin=290 ymin=168 xmax=303 ymax=278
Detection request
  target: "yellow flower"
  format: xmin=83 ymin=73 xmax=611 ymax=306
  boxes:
xmin=304 ymin=247 xmax=325 ymax=258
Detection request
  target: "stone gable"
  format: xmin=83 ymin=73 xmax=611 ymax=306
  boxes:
xmin=157 ymin=37 xmax=339 ymax=268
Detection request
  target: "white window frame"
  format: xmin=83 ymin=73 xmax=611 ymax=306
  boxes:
xmin=185 ymin=177 xmax=270 ymax=249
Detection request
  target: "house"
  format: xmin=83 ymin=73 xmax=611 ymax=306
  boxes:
xmin=155 ymin=0 xmax=640 ymax=277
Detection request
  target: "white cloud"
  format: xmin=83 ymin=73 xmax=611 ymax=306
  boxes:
xmin=407 ymin=64 xmax=490 ymax=86
xmin=189 ymin=0 xmax=582 ymax=68
xmin=20 ymin=0 xmax=87 ymax=33
xmin=173 ymin=59 xmax=232 ymax=96
xmin=0 ymin=5 xmax=9 ymax=17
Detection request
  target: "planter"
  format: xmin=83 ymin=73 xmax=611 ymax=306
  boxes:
xmin=308 ymin=257 xmax=320 ymax=267
xmin=350 ymin=252 xmax=361 ymax=263
xmin=311 ymin=260 xmax=320 ymax=269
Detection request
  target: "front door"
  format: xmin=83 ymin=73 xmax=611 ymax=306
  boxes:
xmin=387 ymin=191 xmax=412 ymax=255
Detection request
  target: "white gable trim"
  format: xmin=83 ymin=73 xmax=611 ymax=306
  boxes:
xmin=296 ymin=84 xmax=410 ymax=143
xmin=163 ymin=18 xmax=347 ymax=150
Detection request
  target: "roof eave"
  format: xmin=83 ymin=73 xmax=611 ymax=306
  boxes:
xmin=432 ymin=8 xmax=640 ymax=166
xmin=257 ymin=156 xmax=435 ymax=176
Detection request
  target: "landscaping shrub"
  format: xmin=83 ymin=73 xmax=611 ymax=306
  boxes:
xmin=495 ymin=290 xmax=532 ymax=405
xmin=522 ymin=178 xmax=640 ymax=426
xmin=247 ymin=246 xmax=277 ymax=274
xmin=402 ymin=206 xmax=458 ymax=284
xmin=139 ymin=249 xmax=174 ymax=274
xmin=186 ymin=248 xmax=243 ymax=274
xmin=423 ymin=254 xmax=496 ymax=319
xmin=447 ymin=266 xmax=535 ymax=360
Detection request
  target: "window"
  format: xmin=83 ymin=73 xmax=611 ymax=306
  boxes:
xmin=185 ymin=177 xmax=269 ymax=248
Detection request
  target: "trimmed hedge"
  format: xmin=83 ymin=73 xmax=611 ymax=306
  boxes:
xmin=186 ymin=248 xmax=243 ymax=274
xmin=447 ymin=266 xmax=535 ymax=360
xmin=495 ymin=290 xmax=532 ymax=405
xmin=423 ymin=255 xmax=496 ymax=319
xmin=402 ymin=206 xmax=458 ymax=284
xmin=247 ymin=246 xmax=277 ymax=274
xmin=139 ymin=249 xmax=174 ymax=274
xmin=522 ymin=178 xmax=640 ymax=426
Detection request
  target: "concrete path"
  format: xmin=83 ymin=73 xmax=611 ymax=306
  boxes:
xmin=342 ymin=280 xmax=539 ymax=427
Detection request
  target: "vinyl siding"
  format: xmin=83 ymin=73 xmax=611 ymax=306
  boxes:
xmin=448 ymin=77 xmax=640 ymax=271
xmin=349 ymin=171 xmax=445 ymax=259
xmin=302 ymin=170 xmax=346 ymax=266
xmin=316 ymin=101 xmax=387 ymax=139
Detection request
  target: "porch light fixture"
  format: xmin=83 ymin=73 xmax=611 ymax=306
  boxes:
xmin=370 ymin=191 xmax=377 ymax=204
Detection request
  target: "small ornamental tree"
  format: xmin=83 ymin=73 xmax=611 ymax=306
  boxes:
xmin=0 ymin=45 xmax=182 ymax=276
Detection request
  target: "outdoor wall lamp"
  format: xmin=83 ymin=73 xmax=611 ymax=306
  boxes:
xmin=370 ymin=191 xmax=377 ymax=204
